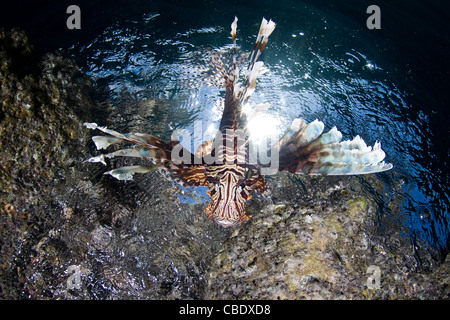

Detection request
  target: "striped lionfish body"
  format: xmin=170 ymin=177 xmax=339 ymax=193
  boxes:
xmin=84 ymin=17 xmax=393 ymax=227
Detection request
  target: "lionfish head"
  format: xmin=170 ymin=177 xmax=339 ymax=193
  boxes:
xmin=206 ymin=173 xmax=251 ymax=227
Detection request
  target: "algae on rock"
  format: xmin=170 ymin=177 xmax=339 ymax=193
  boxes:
xmin=0 ymin=28 xmax=94 ymax=299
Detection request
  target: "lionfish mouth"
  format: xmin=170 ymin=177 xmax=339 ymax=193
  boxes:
xmin=211 ymin=215 xmax=251 ymax=228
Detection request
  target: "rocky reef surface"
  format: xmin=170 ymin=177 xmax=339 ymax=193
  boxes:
xmin=0 ymin=28 xmax=93 ymax=298
xmin=206 ymin=175 xmax=450 ymax=299
xmin=0 ymin=29 xmax=448 ymax=300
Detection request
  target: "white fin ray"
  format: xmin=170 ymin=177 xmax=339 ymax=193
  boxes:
xmin=104 ymin=166 xmax=152 ymax=181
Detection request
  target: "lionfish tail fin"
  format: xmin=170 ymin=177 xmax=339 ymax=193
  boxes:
xmin=276 ymin=119 xmax=393 ymax=175
xmin=83 ymin=122 xmax=174 ymax=179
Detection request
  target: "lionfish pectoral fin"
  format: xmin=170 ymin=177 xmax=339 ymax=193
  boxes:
xmin=91 ymin=136 xmax=123 ymax=150
xmin=166 ymin=164 xmax=207 ymax=187
xmin=84 ymin=122 xmax=173 ymax=161
xmin=84 ymin=122 xmax=181 ymax=182
xmin=245 ymin=170 xmax=268 ymax=193
xmin=276 ymin=118 xmax=393 ymax=175
xmin=84 ymin=123 xmax=207 ymax=185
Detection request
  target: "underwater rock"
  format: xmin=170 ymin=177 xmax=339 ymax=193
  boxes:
xmin=1 ymin=28 xmax=448 ymax=300
xmin=206 ymin=175 xmax=450 ymax=299
xmin=0 ymin=28 xmax=93 ymax=206
xmin=0 ymin=28 xmax=94 ymax=298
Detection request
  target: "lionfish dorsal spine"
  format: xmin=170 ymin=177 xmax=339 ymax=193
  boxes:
xmin=230 ymin=16 xmax=239 ymax=83
xmin=219 ymin=17 xmax=276 ymax=133
xmin=237 ymin=18 xmax=276 ymax=104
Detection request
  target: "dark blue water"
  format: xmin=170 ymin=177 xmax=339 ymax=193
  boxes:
xmin=3 ymin=0 xmax=449 ymax=261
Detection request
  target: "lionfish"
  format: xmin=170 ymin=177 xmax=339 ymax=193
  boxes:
xmin=84 ymin=17 xmax=393 ymax=227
